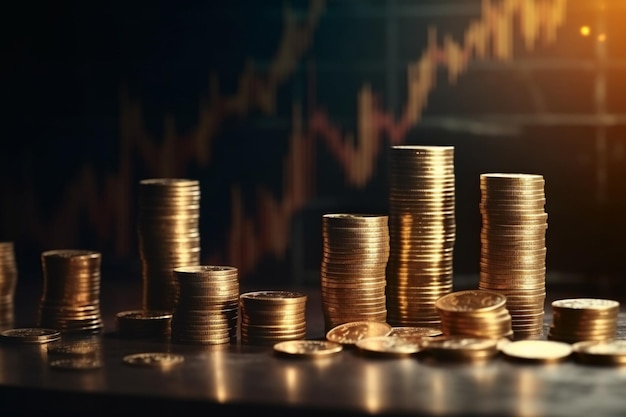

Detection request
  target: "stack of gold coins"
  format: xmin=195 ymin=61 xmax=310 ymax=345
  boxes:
xmin=548 ymin=298 xmax=619 ymax=343
xmin=239 ymin=290 xmax=307 ymax=346
xmin=38 ymin=249 xmax=103 ymax=334
xmin=0 ymin=242 xmax=17 ymax=330
xmin=320 ymin=213 xmax=389 ymax=332
xmin=137 ymin=178 xmax=201 ymax=312
xmin=386 ymin=145 xmax=455 ymax=328
xmin=435 ymin=289 xmax=513 ymax=339
xmin=478 ymin=173 xmax=547 ymax=339
xmin=171 ymin=266 xmax=239 ymax=345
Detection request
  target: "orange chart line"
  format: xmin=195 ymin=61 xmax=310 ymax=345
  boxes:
xmin=224 ymin=0 xmax=568 ymax=277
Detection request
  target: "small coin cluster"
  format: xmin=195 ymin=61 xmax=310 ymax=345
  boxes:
xmin=171 ymin=265 xmax=239 ymax=345
xmin=386 ymin=145 xmax=456 ymax=328
xmin=137 ymin=178 xmax=201 ymax=312
xmin=38 ymin=249 xmax=103 ymax=334
xmin=478 ymin=173 xmax=547 ymax=339
xmin=240 ymin=291 xmax=307 ymax=346
xmin=320 ymin=213 xmax=389 ymax=331
xmin=548 ymin=298 xmax=619 ymax=343
xmin=435 ymin=289 xmax=513 ymax=339
xmin=0 ymin=242 xmax=17 ymax=330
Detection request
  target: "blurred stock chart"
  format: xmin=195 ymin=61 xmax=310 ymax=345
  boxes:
xmin=2 ymin=0 xmax=626 ymax=286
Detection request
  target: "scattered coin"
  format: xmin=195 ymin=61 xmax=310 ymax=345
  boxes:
xmin=326 ymin=321 xmax=392 ymax=345
xmin=500 ymin=340 xmax=572 ymax=363
xmin=122 ymin=352 xmax=184 ymax=368
xmin=273 ymin=340 xmax=343 ymax=358
xmin=0 ymin=327 xmax=61 ymax=344
xmin=572 ymin=340 xmax=626 ymax=366
xmin=421 ymin=337 xmax=500 ymax=362
xmin=355 ymin=336 xmax=423 ymax=357
xmin=49 ymin=358 xmax=102 ymax=371
xmin=389 ymin=327 xmax=442 ymax=338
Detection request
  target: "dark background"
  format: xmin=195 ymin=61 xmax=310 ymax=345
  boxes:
xmin=2 ymin=0 xmax=625 ymax=290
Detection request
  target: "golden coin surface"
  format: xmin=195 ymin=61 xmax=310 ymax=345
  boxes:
xmin=435 ymin=290 xmax=506 ymax=313
xmin=500 ymin=340 xmax=572 ymax=363
xmin=326 ymin=321 xmax=392 ymax=345
xmin=273 ymin=340 xmax=343 ymax=357
xmin=572 ymin=340 xmax=626 ymax=365
xmin=123 ymin=352 xmax=185 ymax=367
xmin=389 ymin=327 xmax=443 ymax=338
xmin=552 ymin=298 xmax=619 ymax=312
xmin=355 ymin=336 xmax=423 ymax=357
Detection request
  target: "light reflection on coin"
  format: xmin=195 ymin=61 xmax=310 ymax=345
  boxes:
xmin=355 ymin=336 xmax=423 ymax=357
xmin=500 ymin=340 xmax=572 ymax=363
xmin=273 ymin=340 xmax=343 ymax=357
xmin=326 ymin=321 xmax=392 ymax=345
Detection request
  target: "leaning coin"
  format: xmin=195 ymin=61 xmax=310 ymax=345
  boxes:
xmin=326 ymin=321 xmax=392 ymax=346
xmin=500 ymin=340 xmax=572 ymax=364
xmin=355 ymin=336 xmax=423 ymax=357
xmin=122 ymin=352 xmax=184 ymax=368
xmin=49 ymin=358 xmax=102 ymax=371
xmin=0 ymin=328 xmax=61 ymax=344
xmin=273 ymin=340 xmax=343 ymax=358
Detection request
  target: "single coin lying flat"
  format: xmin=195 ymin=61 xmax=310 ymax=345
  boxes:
xmin=500 ymin=340 xmax=572 ymax=363
xmin=355 ymin=336 xmax=423 ymax=357
xmin=0 ymin=328 xmax=61 ymax=344
xmin=122 ymin=352 xmax=184 ymax=368
xmin=326 ymin=321 xmax=392 ymax=345
xmin=273 ymin=340 xmax=343 ymax=358
xmin=572 ymin=340 xmax=626 ymax=366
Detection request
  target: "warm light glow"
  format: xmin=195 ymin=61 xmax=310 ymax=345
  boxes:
xmin=597 ymin=33 xmax=607 ymax=42
xmin=580 ymin=25 xmax=591 ymax=36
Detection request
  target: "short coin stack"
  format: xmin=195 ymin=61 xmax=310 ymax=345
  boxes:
xmin=116 ymin=310 xmax=173 ymax=340
xmin=0 ymin=242 xmax=17 ymax=330
xmin=320 ymin=213 xmax=389 ymax=332
xmin=548 ymin=298 xmax=619 ymax=343
xmin=478 ymin=173 xmax=548 ymax=339
xmin=171 ymin=265 xmax=239 ymax=345
xmin=38 ymin=249 xmax=103 ymax=334
xmin=239 ymin=290 xmax=307 ymax=346
xmin=435 ymin=289 xmax=513 ymax=339
xmin=386 ymin=145 xmax=456 ymax=328
xmin=137 ymin=178 xmax=201 ymax=312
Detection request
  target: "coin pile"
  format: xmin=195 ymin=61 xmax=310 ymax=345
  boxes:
xmin=137 ymin=178 xmax=201 ymax=312
xmin=320 ymin=213 xmax=389 ymax=331
xmin=171 ymin=265 xmax=239 ymax=345
xmin=0 ymin=242 xmax=17 ymax=330
xmin=116 ymin=310 xmax=173 ymax=340
xmin=38 ymin=249 xmax=103 ymax=334
xmin=239 ymin=290 xmax=307 ymax=346
xmin=477 ymin=173 xmax=547 ymax=339
xmin=386 ymin=145 xmax=455 ymax=328
xmin=435 ymin=289 xmax=513 ymax=339
xmin=548 ymin=298 xmax=619 ymax=343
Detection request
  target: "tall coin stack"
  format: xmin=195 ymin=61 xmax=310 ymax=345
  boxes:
xmin=478 ymin=173 xmax=547 ymax=339
xmin=38 ymin=249 xmax=103 ymax=334
xmin=0 ymin=242 xmax=17 ymax=330
xmin=320 ymin=213 xmax=389 ymax=332
xmin=239 ymin=291 xmax=307 ymax=346
xmin=138 ymin=178 xmax=201 ymax=312
xmin=171 ymin=265 xmax=239 ymax=345
xmin=386 ymin=145 xmax=456 ymax=328
xmin=548 ymin=298 xmax=619 ymax=343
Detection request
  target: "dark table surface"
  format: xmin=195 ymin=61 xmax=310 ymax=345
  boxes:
xmin=2 ymin=275 xmax=626 ymax=417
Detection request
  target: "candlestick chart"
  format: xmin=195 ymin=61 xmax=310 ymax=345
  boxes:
xmin=3 ymin=0 xmax=625 ymax=283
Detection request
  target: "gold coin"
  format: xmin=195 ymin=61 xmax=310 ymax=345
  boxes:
xmin=500 ymin=340 xmax=572 ymax=363
xmin=572 ymin=340 xmax=626 ymax=366
xmin=122 ymin=352 xmax=185 ymax=367
xmin=0 ymin=327 xmax=61 ymax=344
xmin=326 ymin=321 xmax=392 ymax=345
xmin=389 ymin=327 xmax=442 ymax=338
xmin=355 ymin=336 xmax=423 ymax=357
xmin=435 ymin=290 xmax=506 ymax=314
xmin=273 ymin=340 xmax=343 ymax=357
